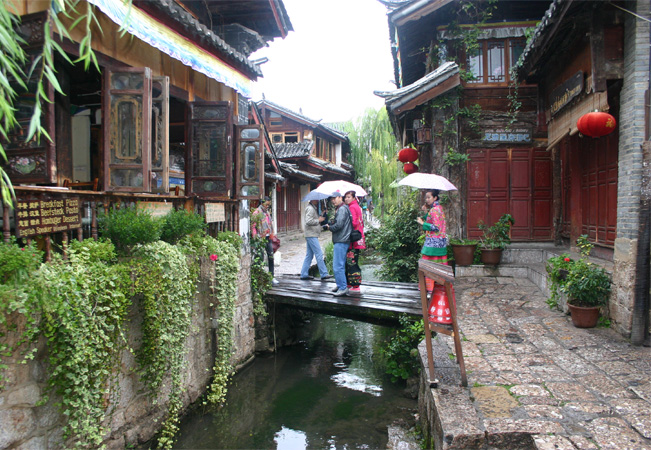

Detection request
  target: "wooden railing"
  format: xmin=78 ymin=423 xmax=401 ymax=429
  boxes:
xmin=2 ymin=187 xmax=239 ymax=261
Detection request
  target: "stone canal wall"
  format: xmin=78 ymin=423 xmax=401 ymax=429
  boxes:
xmin=0 ymin=254 xmax=256 ymax=449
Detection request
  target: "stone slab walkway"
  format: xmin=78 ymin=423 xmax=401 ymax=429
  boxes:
xmin=419 ymin=276 xmax=651 ymax=450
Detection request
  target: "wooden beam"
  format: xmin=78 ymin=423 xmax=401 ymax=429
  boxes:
xmin=392 ymin=75 xmax=460 ymax=115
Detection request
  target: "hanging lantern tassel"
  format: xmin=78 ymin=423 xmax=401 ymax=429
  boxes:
xmin=576 ymin=111 xmax=617 ymax=138
xmin=397 ymin=147 xmax=419 ymax=163
xmin=403 ymin=162 xmax=418 ymax=174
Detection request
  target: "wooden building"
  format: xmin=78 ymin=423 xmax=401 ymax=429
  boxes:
xmin=257 ymin=99 xmax=353 ymax=233
xmin=516 ymin=0 xmax=649 ymax=341
xmin=376 ymin=0 xmax=553 ymax=240
xmin=2 ymin=0 xmax=291 ymax=254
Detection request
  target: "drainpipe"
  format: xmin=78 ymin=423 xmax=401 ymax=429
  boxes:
xmin=631 ymin=22 xmax=651 ymax=347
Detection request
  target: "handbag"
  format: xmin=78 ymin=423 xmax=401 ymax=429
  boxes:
xmin=350 ymin=229 xmax=362 ymax=242
xmin=270 ymin=235 xmax=281 ymax=253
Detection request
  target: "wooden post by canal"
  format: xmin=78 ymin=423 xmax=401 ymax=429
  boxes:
xmin=418 ymin=260 xmax=467 ymax=388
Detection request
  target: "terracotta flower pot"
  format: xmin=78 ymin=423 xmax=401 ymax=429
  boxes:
xmin=568 ymin=304 xmax=600 ymax=328
xmin=451 ymin=243 xmax=477 ymax=266
xmin=480 ymin=248 xmax=502 ymax=265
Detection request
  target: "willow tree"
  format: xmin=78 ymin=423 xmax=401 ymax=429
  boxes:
xmin=344 ymin=107 xmax=398 ymax=218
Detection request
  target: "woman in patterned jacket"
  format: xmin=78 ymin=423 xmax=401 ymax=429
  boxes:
xmin=416 ymin=189 xmax=447 ymax=293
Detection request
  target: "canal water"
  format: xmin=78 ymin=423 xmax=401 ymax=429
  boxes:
xmin=174 ymin=313 xmax=418 ymax=449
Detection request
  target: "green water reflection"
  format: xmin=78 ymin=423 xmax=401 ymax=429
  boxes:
xmin=174 ymin=314 xmax=417 ymax=449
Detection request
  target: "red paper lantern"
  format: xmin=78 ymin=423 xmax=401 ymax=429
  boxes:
xmin=403 ymin=162 xmax=418 ymax=174
xmin=398 ymin=147 xmax=419 ymax=163
xmin=576 ymin=111 xmax=617 ymax=138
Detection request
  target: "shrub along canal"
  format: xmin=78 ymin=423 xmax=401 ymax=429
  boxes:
xmin=173 ymin=312 xmax=418 ymax=449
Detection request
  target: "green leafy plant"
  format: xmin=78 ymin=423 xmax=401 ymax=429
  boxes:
xmin=449 ymin=237 xmax=478 ymax=246
xmin=160 ymin=208 xmax=207 ymax=244
xmin=0 ymin=237 xmax=43 ymax=284
xmin=381 ymin=315 xmax=430 ymax=382
xmin=545 ymin=253 xmax=574 ymax=309
xmin=478 ymin=214 xmax=514 ymax=250
xmin=366 ymin=194 xmax=423 ymax=282
xmin=563 ymin=258 xmax=611 ymax=307
xmin=98 ymin=206 xmax=162 ymax=255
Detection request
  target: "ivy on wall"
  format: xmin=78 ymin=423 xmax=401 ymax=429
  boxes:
xmin=0 ymin=220 xmax=243 ymax=448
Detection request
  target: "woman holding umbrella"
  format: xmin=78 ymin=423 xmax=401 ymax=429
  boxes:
xmin=416 ymin=189 xmax=448 ymax=294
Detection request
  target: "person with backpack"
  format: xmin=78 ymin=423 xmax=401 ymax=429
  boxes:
xmin=344 ymin=191 xmax=365 ymax=295
xmin=323 ymin=192 xmax=352 ymax=297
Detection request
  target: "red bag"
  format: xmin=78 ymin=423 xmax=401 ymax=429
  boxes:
xmin=270 ymin=235 xmax=281 ymax=253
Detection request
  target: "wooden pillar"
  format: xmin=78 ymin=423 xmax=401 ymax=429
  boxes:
xmin=3 ymin=202 xmax=10 ymax=243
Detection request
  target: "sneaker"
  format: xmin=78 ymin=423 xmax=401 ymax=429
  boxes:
xmin=320 ymin=275 xmax=333 ymax=280
xmin=333 ymin=288 xmax=349 ymax=297
xmin=272 ymin=278 xmax=280 ymax=286
xmin=300 ymin=276 xmax=315 ymax=280
xmin=331 ymin=286 xmax=340 ymax=293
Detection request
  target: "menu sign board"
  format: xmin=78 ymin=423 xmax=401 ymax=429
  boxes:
xmin=137 ymin=201 xmax=173 ymax=218
xmin=205 ymin=203 xmax=225 ymax=223
xmin=549 ymin=71 xmax=583 ymax=116
xmin=16 ymin=198 xmax=81 ymax=237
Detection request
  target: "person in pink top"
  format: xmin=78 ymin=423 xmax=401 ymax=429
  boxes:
xmin=344 ymin=191 xmax=365 ymax=295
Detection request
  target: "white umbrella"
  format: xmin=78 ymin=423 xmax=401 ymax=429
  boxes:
xmin=398 ymin=173 xmax=457 ymax=191
xmin=313 ymin=180 xmax=368 ymax=197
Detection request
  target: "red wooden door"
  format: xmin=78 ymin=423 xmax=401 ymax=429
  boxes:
xmin=467 ymin=148 xmax=552 ymax=241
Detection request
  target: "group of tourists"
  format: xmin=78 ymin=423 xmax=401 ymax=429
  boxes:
xmin=252 ymin=187 xmax=447 ymax=298
xmin=302 ymin=190 xmax=365 ymax=297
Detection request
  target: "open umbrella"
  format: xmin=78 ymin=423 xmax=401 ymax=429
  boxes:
xmin=301 ymin=190 xmax=331 ymax=202
xmin=398 ymin=173 xmax=457 ymax=191
xmin=313 ymin=180 xmax=368 ymax=197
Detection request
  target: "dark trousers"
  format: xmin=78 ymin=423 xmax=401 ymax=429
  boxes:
xmin=264 ymin=236 xmax=274 ymax=277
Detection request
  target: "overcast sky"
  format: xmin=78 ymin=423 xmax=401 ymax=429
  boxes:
xmin=250 ymin=0 xmax=396 ymax=124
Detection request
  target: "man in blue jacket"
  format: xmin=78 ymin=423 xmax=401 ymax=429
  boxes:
xmin=324 ymin=192 xmax=352 ymax=296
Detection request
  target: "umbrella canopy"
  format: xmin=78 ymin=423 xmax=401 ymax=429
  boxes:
xmin=301 ymin=191 xmax=331 ymax=202
xmin=313 ymin=180 xmax=368 ymax=197
xmin=397 ymin=173 xmax=457 ymax=191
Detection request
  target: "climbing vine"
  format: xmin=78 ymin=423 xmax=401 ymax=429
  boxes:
xmin=250 ymin=209 xmax=272 ymax=317
xmin=1 ymin=224 xmax=242 ymax=448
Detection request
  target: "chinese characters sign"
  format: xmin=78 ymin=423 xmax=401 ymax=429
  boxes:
xmin=16 ymin=198 xmax=81 ymax=237
xmin=205 ymin=203 xmax=225 ymax=223
xmin=482 ymin=128 xmax=532 ymax=143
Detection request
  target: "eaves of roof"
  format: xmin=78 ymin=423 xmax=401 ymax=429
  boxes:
xmin=278 ymin=162 xmax=322 ymax=182
xmin=306 ymin=157 xmax=352 ymax=177
xmin=515 ymin=0 xmax=567 ymax=82
xmin=375 ymin=61 xmax=460 ymax=114
xmin=265 ymin=171 xmax=285 ymax=182
xmin=388 ymin=0 xmax=454 ymax=27
xmin=258 ymin=100 xmax=349 ymax=142
xmin=136 ymin=0 xmax=263 ymax=78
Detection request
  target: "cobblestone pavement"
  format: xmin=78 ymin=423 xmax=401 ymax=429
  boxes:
xmin=274 ymin=230 xmax=331 ymax=276
xmin=425 ymin=276 xmax=651 ymax=450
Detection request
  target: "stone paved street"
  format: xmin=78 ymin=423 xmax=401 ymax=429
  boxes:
xmin=422 ymin=276 xmax=651 ymax=450
xmin=271 ymin=233 xmax=651 ymax=449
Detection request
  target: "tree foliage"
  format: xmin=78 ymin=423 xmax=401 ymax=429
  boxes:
xmin=344 ymin=107 xmax=399 ymax=217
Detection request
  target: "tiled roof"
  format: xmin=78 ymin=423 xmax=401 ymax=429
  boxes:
xmin=265 ymin=171 xmax=285 ymax=182
xmin=279 ymin=162 xmax=322 ymax=182
xmin=141 ymin=0 xmax=263 ymax=78
xmin=258 ymin=99 xmax=349 ymax=141
xmin=374 ymin=61 xmax=459 ymax=112
xmin=273 ymin=141 xmax=314 ymax=159
xmin=307 ymin=157 xmax=352 ymax=176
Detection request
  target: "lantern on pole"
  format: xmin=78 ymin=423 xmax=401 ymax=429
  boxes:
xmin=397 ymin=147 xmax=419 ymax=163
xmin=576 ymin=111 xmax=617 ymax=138
xmin=403 ymin=162 xmax=418 ymax=174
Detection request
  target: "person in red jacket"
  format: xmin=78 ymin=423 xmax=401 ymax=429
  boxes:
xmin=344 ymin=191 xmax=365 ymax=295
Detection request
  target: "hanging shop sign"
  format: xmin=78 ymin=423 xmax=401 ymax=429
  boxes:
xmin=549 ymin=71 xmax=583 ymax=116
xmin=482 ymin=127 xmax=532 ymax=143
xmin=16 ymin=197 xmax=81 ymax=237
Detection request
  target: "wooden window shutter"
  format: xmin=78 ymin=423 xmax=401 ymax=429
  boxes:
xmin=103 ymin=67 xmax=153 ymax=192
xmin=3 ymin=13 xmax=56 ymax=184
xmin=235 ymin=124 xmax=264 ymax=199
xmin=187 ymin=101 xmax=233 ymax=198
xmin=151 ymin=76 xmax=169 ymax=193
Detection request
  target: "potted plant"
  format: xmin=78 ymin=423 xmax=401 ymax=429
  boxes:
xmin=477 ymin=214 xmax=514 ymax=265
xmin=562 ymin=236 xmax=611 ymax=327
xmin=449 ymin=237 xmax=478 ymax=266
xmin=563 ymin=258 xmax=611 ymax=328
